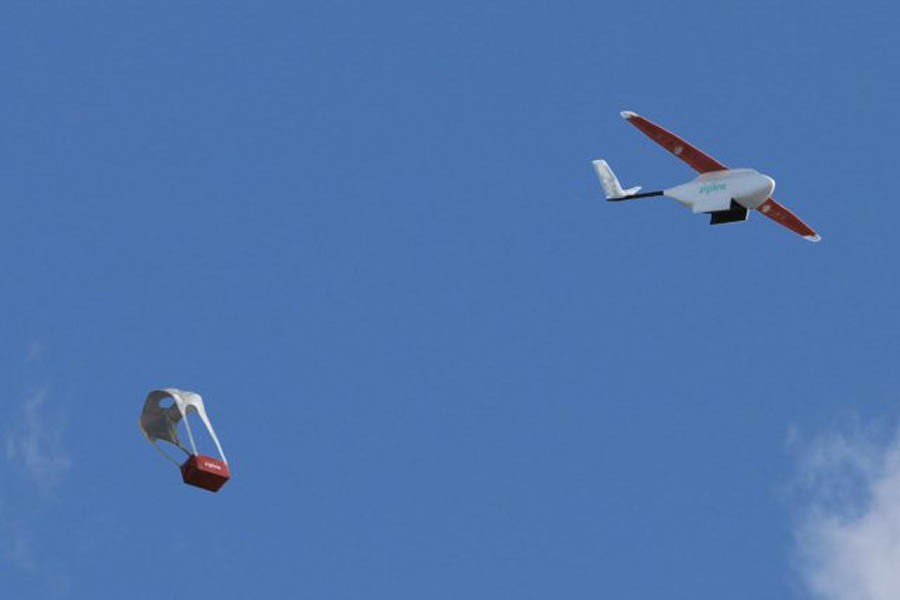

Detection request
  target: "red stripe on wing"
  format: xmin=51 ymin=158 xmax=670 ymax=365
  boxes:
xmin=623 ymin=113 xmax=728 ymax=174
xmin=758 ymin=198 xmax=820 ymax=241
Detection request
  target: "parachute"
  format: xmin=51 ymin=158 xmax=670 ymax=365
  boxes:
xmin=139 ymin=388 xmax=231 ymax=492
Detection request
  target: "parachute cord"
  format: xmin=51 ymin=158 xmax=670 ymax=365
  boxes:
xmin=182 ymin=412 xmax=200 ymax=456
xmin=151 ymin=439 xmax=188 ymax=467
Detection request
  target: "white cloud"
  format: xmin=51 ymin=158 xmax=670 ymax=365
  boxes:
xmin=0 ymin=355 xmax=73 ymax=591
xmin=4 ymin=388 xmax=71 ymax=491
xmin=1 ymin=522 xmax=36 ymax=573
xmin=793 ymin=425 xmax=900 ymax=600
xmin=25 ymin=341 xmax=42 ymax=363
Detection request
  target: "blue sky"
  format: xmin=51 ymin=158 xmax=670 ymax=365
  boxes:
xmin=2 ymin=1 xmax=900 ymax=598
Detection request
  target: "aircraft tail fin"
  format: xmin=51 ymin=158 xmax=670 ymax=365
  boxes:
xmin=592 ymin=159 xmax=641 ymax=200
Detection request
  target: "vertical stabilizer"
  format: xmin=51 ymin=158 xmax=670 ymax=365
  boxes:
xmin=592 ymin=159 xmax=641 ymax=200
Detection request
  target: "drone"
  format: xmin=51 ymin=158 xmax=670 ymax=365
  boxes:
xmin=594 ymin=111 xmax=821 ymax=242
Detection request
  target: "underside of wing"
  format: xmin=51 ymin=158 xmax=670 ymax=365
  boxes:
xmin=621 ymin=111 xmax=728 ymax=174
xmin=758 ymin=198 xmax=821 ymax=242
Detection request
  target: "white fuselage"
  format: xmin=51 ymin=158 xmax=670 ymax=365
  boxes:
xmin=664 ymin=169 xmax=775 ymax=214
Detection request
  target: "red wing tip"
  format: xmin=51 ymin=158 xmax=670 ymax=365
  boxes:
xmin=805 ymin=234 xmax=822 ymax=243
xmin=620 ymin=110 xmax=638 ymax=120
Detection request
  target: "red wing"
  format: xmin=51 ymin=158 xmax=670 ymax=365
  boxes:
xmin=758 ymin=198 xmax=821 ymax=242
xmin=621 ymin=111 xmax=728 ymax=174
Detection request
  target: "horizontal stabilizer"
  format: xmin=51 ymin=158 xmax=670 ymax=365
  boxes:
xmin=592 ymin=159 xmax=641 ymax=200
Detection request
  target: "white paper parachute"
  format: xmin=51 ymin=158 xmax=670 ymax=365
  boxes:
xmin=139 ymin=388 xmax=231 ymax=492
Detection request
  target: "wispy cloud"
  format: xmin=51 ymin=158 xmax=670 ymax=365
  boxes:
xmin=5 ymin=388 xmax=71 ymax=492
xmin=791 ymin=424 xmax=900 ymax=600
xmin=25 ymin=340 xmax=42 ymax=363
xmin=1 ymin=520 xmax=37 ymax=573
xmin=0 ymin=347 xmax=73 ymax=595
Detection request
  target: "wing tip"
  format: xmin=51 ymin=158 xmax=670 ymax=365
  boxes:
xmin=804 ymin=233 xmax=822 ymax=243
xmin=620 ymin=110 xmax=638 ymax=120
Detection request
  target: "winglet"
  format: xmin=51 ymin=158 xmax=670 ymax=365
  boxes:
xmin=805 ymin=234 xmax=822 ymax=243
xmin=620 ymin=110 xmax=638 ymax=120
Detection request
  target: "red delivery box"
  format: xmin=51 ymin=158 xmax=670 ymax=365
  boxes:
xmin=181 ymin=454 xmax=231 ymax=492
